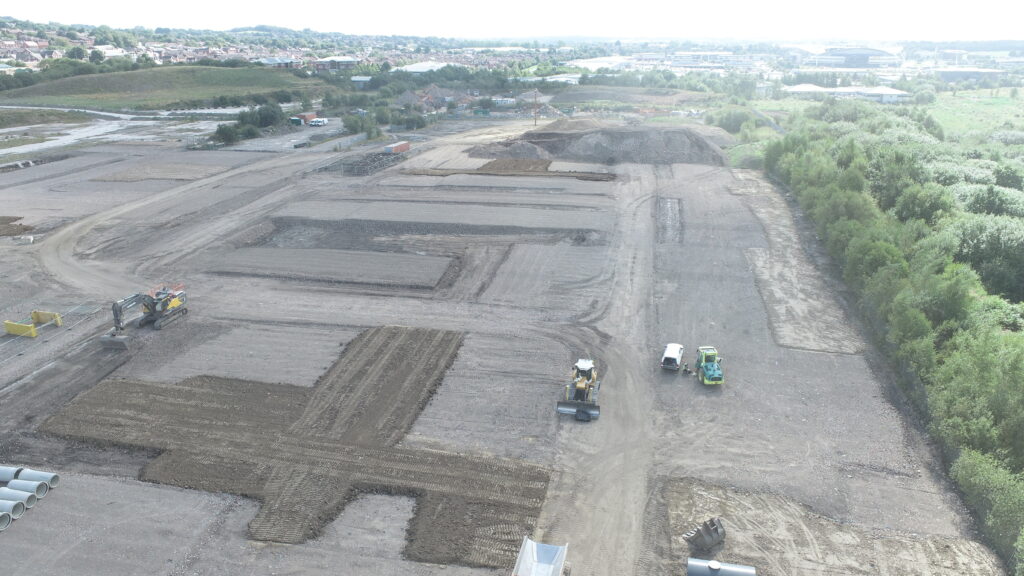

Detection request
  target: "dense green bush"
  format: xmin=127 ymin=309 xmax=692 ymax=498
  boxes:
xmin=951 ymin=450 xmax=1024 ymax=570
xmin=765 ymin=98 xmax=1024 ymax=572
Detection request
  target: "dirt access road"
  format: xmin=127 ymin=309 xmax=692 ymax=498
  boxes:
xmin=0 ymin=117 xmax=1002 ymax=576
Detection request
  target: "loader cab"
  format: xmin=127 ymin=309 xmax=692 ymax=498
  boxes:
xmin=573 ymin=359 xmax=595 ymax=382
xmin=661 ymin=343 xmax=684 ymax=370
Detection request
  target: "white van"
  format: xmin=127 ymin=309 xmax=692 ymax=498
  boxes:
xmin=661 ymin=343 xmax=685 ymax=370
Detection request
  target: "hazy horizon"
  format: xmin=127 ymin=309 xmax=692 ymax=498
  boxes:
xmin=6 ymin=0 xmax=1024 ymax=44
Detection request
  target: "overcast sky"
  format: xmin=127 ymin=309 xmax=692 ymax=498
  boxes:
xmin=6 ymin=1 xmax=1023 ymax=42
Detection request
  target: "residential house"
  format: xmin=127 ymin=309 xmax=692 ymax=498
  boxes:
xmin=257 ymin=57 xmax=301 ymax=68
xmin=15 ymin=50 xmax=42 ymax=64
xmin=394 ymin=60 xmax=451 ymax=74
xmin=316 ymin=56 xmax=359 ymax=73
xmin=93 ymin=44 xmax=128 ymax=59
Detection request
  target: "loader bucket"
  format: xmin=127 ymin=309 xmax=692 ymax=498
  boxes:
xmin=100 ymin=333 xmax=130 ymax=351
xmin=556 ymin=400 xmax=600 ymax=421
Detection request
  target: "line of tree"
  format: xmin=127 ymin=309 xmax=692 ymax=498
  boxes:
xmin=579 ymin=70 xmax=758 ymax=100
xmin=763 ymin=98 xmax=1024 ymax=573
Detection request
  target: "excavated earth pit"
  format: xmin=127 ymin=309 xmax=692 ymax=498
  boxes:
xmin=208 ymin=247 xmax=454 ymax=289
xmin=255 ymin=216 xmax=606 ymax=252
xmin=42 ymin=326 xmax=550 ymax=568
xmin=205 ymin=201 xmax=610 ymax=292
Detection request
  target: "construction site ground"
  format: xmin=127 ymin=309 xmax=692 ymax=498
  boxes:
xmin=0 ymin=115 xmax=1003 ymax=575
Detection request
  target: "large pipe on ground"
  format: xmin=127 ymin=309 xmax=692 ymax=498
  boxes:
xmin=0 ymin=466 xmax=22 ymax=482
xmin=0 ymin=511 xmax=10 ymax=532
xmin=17 ymin=468 xmax=60 ymax=488
xmin=0 ymin=487 xmax=36 ymax=509
xmin=0 ymin=499 xmax=26 ymax=519
xmin=6 ymin=479 xmax=48 ymax=498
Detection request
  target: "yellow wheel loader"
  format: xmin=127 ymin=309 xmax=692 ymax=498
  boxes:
xmin=556 ymin=359 xmax=601 ymax=421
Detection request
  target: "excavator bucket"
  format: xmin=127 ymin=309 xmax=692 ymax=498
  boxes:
xmin=99 ymin=332 xmax=131 ymax=351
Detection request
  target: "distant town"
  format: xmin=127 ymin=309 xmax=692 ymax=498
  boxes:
xmin=2 ymin=16 xmax=1022 ymax=102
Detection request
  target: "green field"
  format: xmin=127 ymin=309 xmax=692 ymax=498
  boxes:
xmin=0 ymin=109 xmax=95 ymax=129
xmin=0 ymin=135 xmax=47 ymax=149
xmin=0 ymin=67 xmax=323 ymax=110
xmin=931 ymin=89 xmax=1024 ymax=138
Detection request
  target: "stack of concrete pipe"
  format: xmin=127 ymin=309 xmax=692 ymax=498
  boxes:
xmin=0 ymin=465 xmax=61 ymax=533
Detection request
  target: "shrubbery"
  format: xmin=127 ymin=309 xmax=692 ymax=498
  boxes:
xmin=764 ymin=98 xmax=1024 ymax=572
xmin=212 ymin=102 xmax=287 ymax=143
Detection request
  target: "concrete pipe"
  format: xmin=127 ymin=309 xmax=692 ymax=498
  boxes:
xmin=0 ymin=511 xmax=10 ymax=532
xmin=0 ymin=487 xmax=36 ymax=509
xmin=0 ymin=466 xmax=23 ymax=482
xmin=17 ymin=468 xmax=60 ymax=488
xmin=0 ymin=498 xmax=26 ymax=519
xmin=6 ymin=479 xmax=48 ymax=498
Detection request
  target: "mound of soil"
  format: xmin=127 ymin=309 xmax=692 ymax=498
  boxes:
xmin=519 ymin=120 xmax=727 ymax=165
xmin=467 ymin=140 xmax=552 ymax=160
xmin=540 ymin=118 xmax=607 ymax=132
xmin=480 ymin=158 xmax=552 ymax=172
xmin=0 ymin=216 xmax=32 ymax=237
xmin=684 ymin=124 xmax=737 ymax=149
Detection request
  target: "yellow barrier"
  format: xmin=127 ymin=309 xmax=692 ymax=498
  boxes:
xmin=3 ymin=310 xmax=63 ymax=338
xmin=31 ymin=310 xmax=63 ymax=327
xmin=4 ymin=320 xmax=37 ymax=338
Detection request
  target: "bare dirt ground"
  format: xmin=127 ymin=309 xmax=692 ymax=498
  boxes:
xmin=206 ymin=247 xmax=454 ymax=288
xmin=0 ymin=116 xmax=1003 ymax=575
xmin=665 ymin=479 xmax=1001 ymax=575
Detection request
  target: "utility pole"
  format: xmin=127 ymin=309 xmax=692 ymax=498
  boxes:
xmin=534 ymin=90 xmax=538 ymax=126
